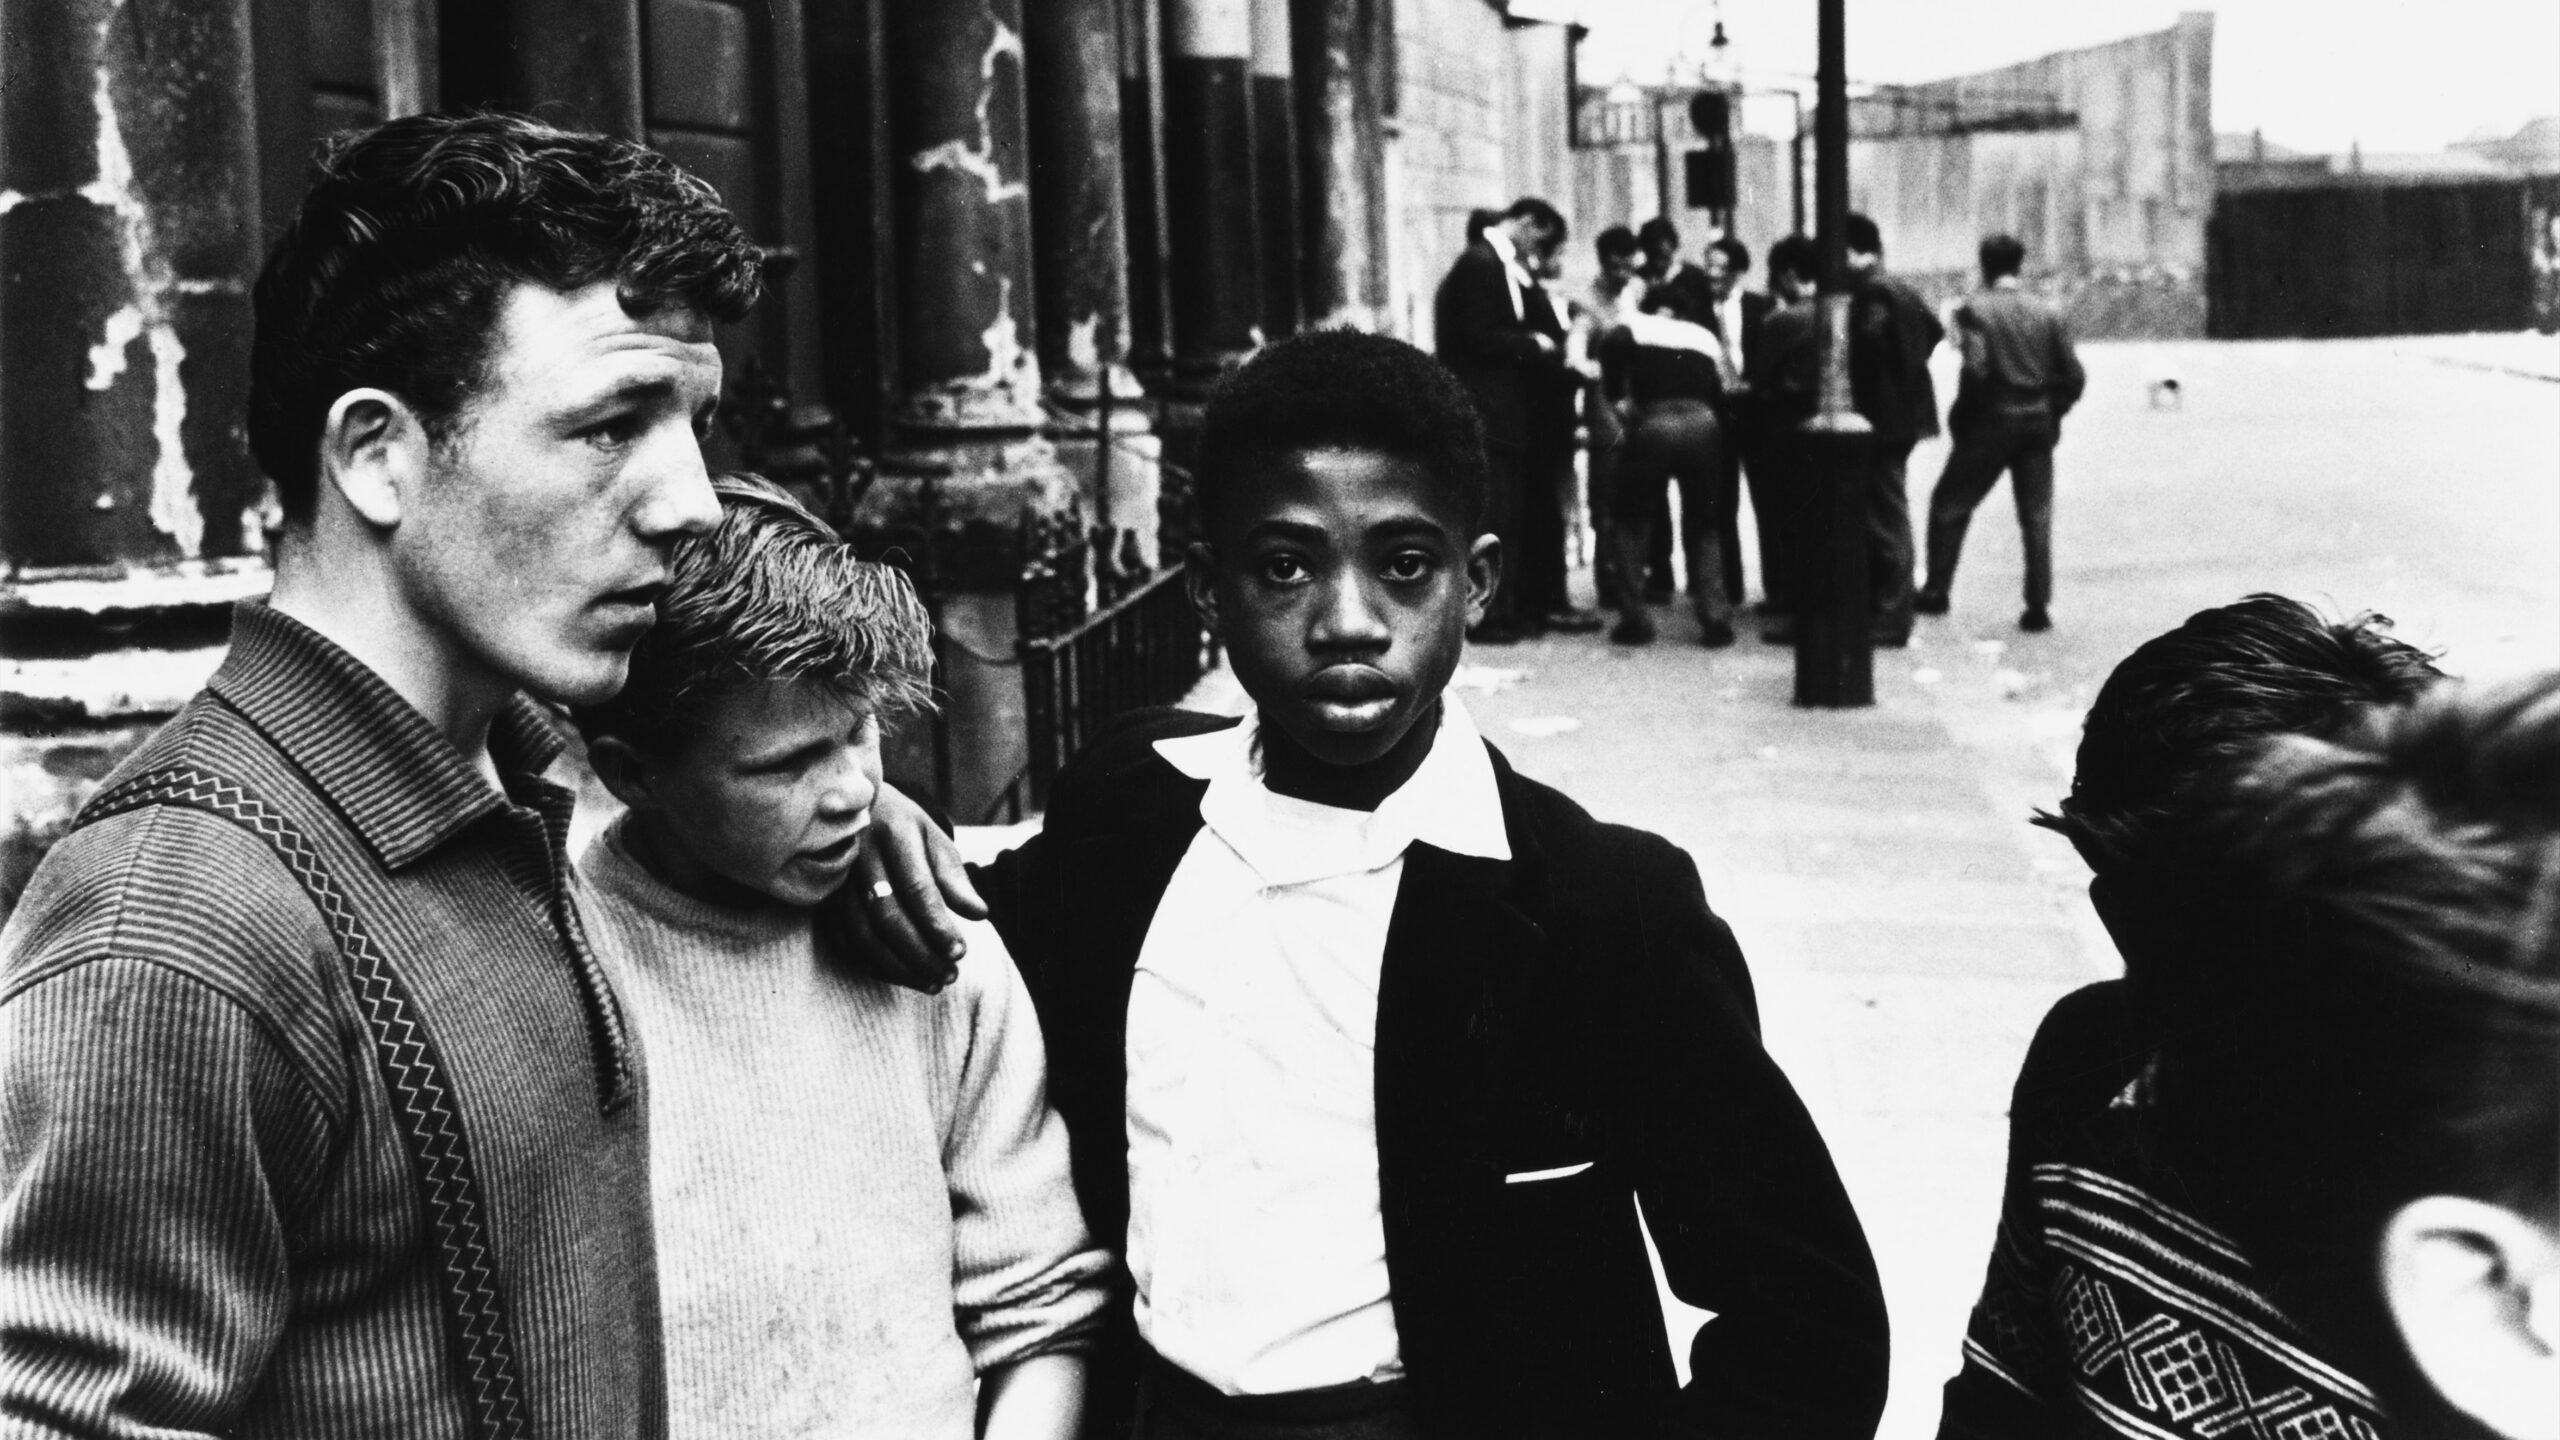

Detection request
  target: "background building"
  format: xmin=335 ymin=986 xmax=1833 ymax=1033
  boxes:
xmin=1846 ymin=12 xmax=2217 ymax=338
xmin=0 ymin=0 xmax=1580 ymax=913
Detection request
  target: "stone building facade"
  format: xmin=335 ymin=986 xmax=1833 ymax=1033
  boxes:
xmin=0 ymin=0 xmax=1578 ymax=913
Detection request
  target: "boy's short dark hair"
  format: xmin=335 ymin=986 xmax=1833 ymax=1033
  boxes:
xmin=1194 ymin=329 xmax=1491 ymax=535
xmin=1596 ymin=225 xmax=1640 ymax=263
xmin=1504 ymin=196 xmax=1567 ymax=247
xmin=1636 ymin=216 xmax=1681 ymax=255
xmin=2162 ymin=674 xmax=2560 ymax=1396
xmin=2035 ymin=594 xmax=2442 ymax=883
xmin=570 ymin=475 xmax=934 ymax=754
xmin=1843 ymin=212 xmax=1883 ymax=256
xmin=250 ymin=112 xmax=765 ymax=523
xmin=1710 ymin=235 xmax=1751 ymax=276
xmin=1766 ymin=234 xmax=1816 ymax=283
xmin=1978 ymin=233 xmax=2027 ymax=282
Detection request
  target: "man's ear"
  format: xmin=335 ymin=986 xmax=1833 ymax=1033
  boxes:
xmin=2382 ymin=1195 xmax=2560 ymax=1440
xmin=1183 ymin=541 xmax=1222 ymax=638
xmin=586 ymin=735 xmax=664 ymax=815
xmin=318 ymin=387 xmax=426 ymax=531
xmin=1466 ymin=533 xmax=1503 ymax=629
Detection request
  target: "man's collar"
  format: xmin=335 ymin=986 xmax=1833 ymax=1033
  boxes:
xmin=1154 ymin=694 xmax=1512 ymax=881
xmin=209 ymin=603 xmax=566 ymax=870
xmin=1485 ymin=226 xmax=1519 ymax=267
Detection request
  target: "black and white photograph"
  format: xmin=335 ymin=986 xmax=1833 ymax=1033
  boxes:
xmin=2 ymin=0 xmax=2555 ymax=1436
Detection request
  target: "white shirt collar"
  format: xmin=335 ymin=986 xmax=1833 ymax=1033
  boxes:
xmin=1153 ymin=695 xmax=1511 ymax=886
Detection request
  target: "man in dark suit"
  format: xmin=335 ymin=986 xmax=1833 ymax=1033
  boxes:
xmin=975 ymin=331 xmax=1890 ymax=1439
xmin=1433 ymin=197 xmax=1575 ymax=644
xmin=1738 ymin=235 xmax=1818 ymax=624
xmin=1844 ymin=212 xmax=1944 ymax=646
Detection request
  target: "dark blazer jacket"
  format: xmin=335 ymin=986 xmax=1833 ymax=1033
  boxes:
xmin=1850 ymin=272 xmax=1946 ymax=447
xmin=1738 ymin=290 xmax=1778 ymax=371
xmin=974 ymin=709 xmax=1891 ymax=1440
xmin=1434 ymin=241 xmax=1562 ymax=454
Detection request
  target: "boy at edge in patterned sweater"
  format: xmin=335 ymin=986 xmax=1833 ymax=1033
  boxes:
xmin=884 ymin=330 xmax=1890 ymax=1440
xmin=567 ymin=474 xmax=1109 ymax=1440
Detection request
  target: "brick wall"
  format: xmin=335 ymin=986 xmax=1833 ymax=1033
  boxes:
xmin=1384 ymin=0 xmax=1575 ymax=347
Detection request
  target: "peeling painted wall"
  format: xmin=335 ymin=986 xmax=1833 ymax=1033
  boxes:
xmin=0 ymin=0 xmax=267 ymax=572
xmin=889 ymin=2 xmax=1050 ymax=430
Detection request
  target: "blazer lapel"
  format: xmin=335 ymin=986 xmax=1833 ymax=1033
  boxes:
xmin=1372 ymin=757 xmax=1556 ymax=1418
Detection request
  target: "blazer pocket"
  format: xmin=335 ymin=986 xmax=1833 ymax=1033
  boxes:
xmin=1503 ymin=1161 xmax=1595 ymax=1185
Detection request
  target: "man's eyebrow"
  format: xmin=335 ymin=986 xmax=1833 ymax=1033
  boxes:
xmin=1364 ymin=515 xmax=1455 ymax=542
xmin=1241 ymin=517 xmax=1330 ymax=545
xmin=557 ymin=376 xmax=681 ymax=418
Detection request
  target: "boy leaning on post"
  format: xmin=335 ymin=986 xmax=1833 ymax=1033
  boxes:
xmin=862 ymin=329 xmax=1890 ymax=1440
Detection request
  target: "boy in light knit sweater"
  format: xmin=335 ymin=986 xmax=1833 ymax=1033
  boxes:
xmin=569 ymin=475 xmax=1108 ymax=1439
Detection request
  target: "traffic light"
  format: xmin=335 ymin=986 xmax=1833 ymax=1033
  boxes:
xmin=1684 ymin=148 xmax=1736 ymax=210
xmin=1686 ymin=89 xmax=1737 ymax=210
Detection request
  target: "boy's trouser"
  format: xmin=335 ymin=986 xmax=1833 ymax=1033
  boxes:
xmin=1867 ymin=438 xmax=1918 ymax=630
xmin=1133 ymin=1349 xmax=1419 ymax=1440
xmin=1743 ymin=432 xmax=1798 ymax=612
xmin=1924 ymin=413 xmax=2058 ymax=610
xmin=1478 ymin=442 xmax=1524 ymax=630
xmin=1585 ymin=382 xmax=1626 ymax=605
xmin=1609 ymin=398 xmax=1733 ymax=627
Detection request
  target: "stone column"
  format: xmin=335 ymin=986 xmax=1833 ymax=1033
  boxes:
xmin=1248 ymin=0 xmax=1304 ymax=339
xmin=867 ymin=0 xmax=1083 ymax=822
xmin=1 ymin=0 xmax=268 ymax=571
xmin=1025 ymin=0 xmax=1161 ymax=568
xmin=1118 ymin=0 xmax=1176 ymax=385
xmin=1290 ymin=0 xmax=1388 ymax=329
xmin=1162 ymin=0 xmax=1263 ymax=386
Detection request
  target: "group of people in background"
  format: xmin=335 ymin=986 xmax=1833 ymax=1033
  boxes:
xmin=1433 ymin=197 xmax=2087 ymax=650
xmin=3 ymin=110 xmax=2552 ymax=1440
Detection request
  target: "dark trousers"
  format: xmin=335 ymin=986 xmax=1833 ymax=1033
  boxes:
xmin=1586 ymin=383 xmax=1628 ymax=606
xmin=1609 ymin=398 xmax=1733 ymax=628
xmin=1132 ymin=1351 xmax=1420 ymax=1440
xmin=1652 ymin=430 xmax=1744 ymax=605
xmin=1480 ymin=443 xmax=1525 ymax=630
xmin=1517 ymin=435 xmax=1574 ymax=617
xmin=1868 ymin=438 xmax=1917 ymax=629
xmin=1742 ymin=439 xmax=1794 ymax=611
xmin=1644 ymin=477 xmax=1674 ymax=598
xmin=1706 ymin=434 xmax=1746 ymax=606
xmin=1925 ymin=415 xmax=2058 ymax=610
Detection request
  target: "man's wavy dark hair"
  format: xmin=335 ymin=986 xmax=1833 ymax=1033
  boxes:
xmin=1194 ymin=329 xmax=1492 ymax=536
xmin=249 ymin=111 xmax=765 ymax=523
xmin=2035 ymin=593 xmax=2444 ymax=882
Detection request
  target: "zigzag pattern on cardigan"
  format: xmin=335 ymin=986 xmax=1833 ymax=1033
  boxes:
xmin=77 ymin=766 xmax=530 ymax=1440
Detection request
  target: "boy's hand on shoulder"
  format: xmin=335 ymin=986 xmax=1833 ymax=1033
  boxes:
xmin=815 ymin=783 xmax=989 ymax=992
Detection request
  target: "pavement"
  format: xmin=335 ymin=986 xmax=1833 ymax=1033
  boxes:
xmin=965 ymin=329 xmax=2560 ymax=1438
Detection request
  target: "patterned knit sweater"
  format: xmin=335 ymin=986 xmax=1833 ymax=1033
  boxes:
xmin=1937 ymin=981 xmax=2388 ymax=1440
xmin=576 ymin=818 xmax=1109 ymax=1439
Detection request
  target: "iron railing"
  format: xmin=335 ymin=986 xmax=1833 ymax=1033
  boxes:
xmin=732 ymin=372 xmax=1213 ymax=825
xmin=1014 ymin=543 xmax=1211 ymax=815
